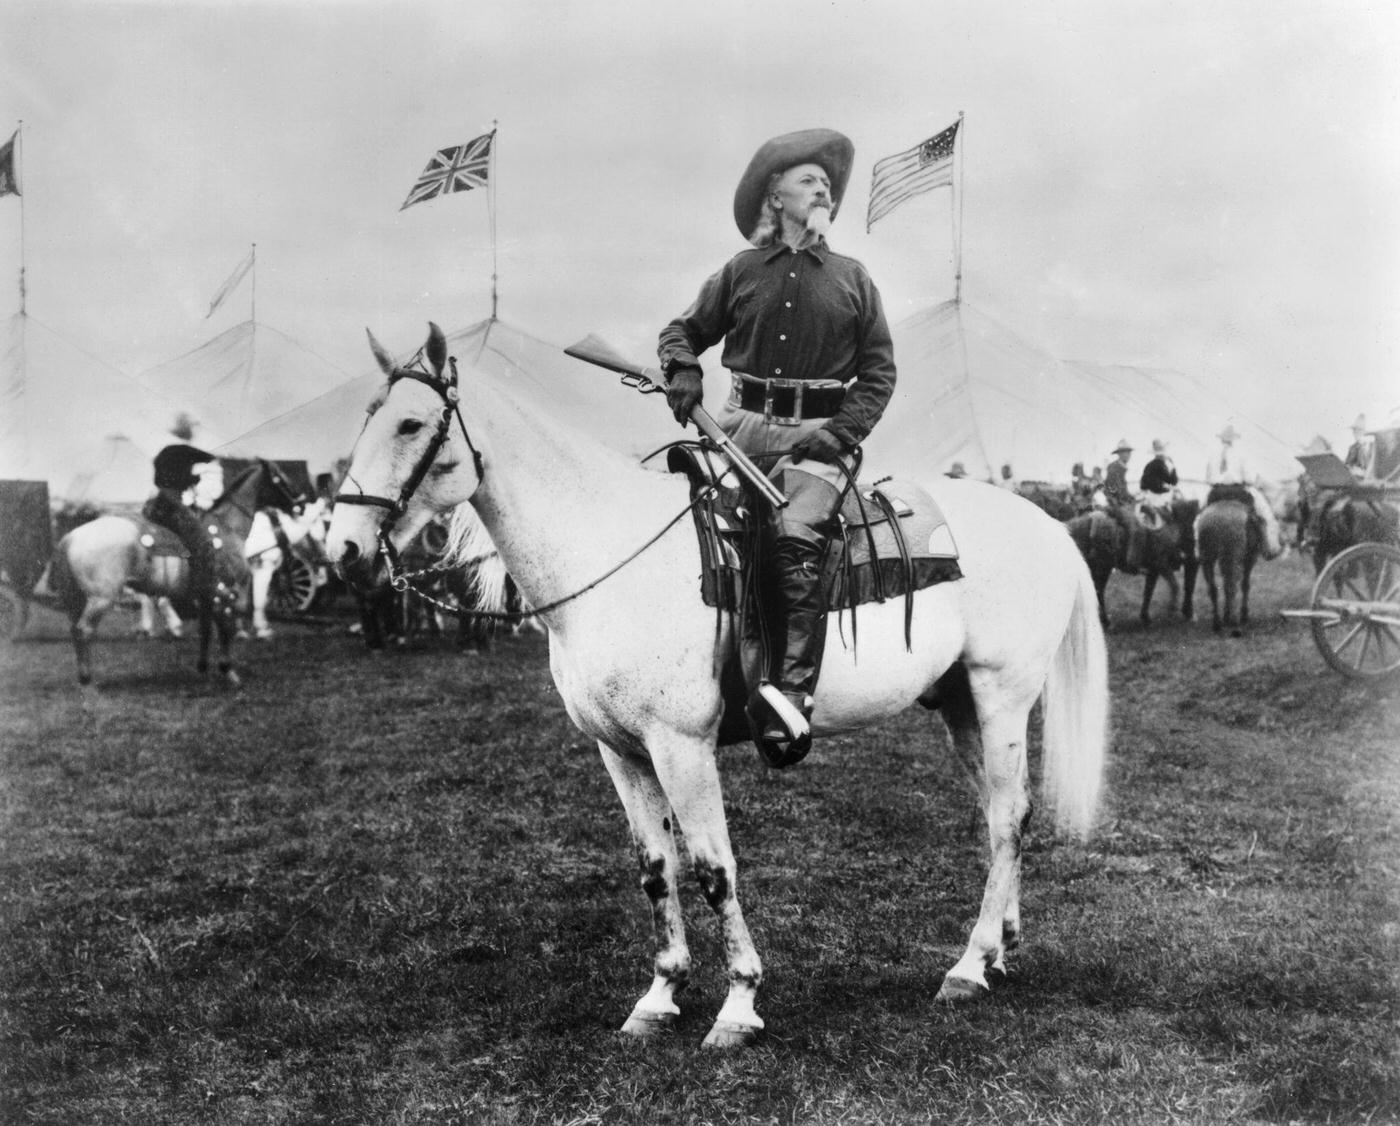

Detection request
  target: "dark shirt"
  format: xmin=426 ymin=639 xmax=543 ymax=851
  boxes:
xmin=1103 ymin=459 xmax=1134 ymax=507
xmin=1139 ymin=455 xmax=1178 ymax=494
xmin=153 ymin=443 xmax=215 ymax=490
xmin=658 ymin=239 xmax=896 ymax=447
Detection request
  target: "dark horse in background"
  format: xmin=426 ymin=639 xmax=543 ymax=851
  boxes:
xmin=49 ymin=460 xmax=305 ymax=686
xmin=1067 ymin=497 xmax=1199 ymax=627
xmin=1307 ymin=491 xmax=1400 ymax=573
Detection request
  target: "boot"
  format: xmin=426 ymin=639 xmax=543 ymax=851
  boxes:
xmin=751 ymin=541 xmax=827 ymax=768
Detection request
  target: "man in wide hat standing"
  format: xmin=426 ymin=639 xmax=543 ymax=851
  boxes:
xmin=658 ymin=128 xmax=897 ymax=767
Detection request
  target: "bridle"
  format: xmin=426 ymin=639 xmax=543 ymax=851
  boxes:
xmin=334 ymin=345 xmax=485 ymax=575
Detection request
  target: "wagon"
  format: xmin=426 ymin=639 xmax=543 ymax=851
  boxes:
xmin=0 ymin=480 xmax=53 ymax=640
xmin=1282 ymin=425 xmax=1400 ymax=678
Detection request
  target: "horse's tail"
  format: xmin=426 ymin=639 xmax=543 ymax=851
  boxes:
xmin=48 ymin=535 xmax=84 ymax=621
xmin=1040 ymin=549 xmax=1109 ymax=840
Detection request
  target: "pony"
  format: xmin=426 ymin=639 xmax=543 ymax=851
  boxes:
xmin=326 ymin=323 xmax=1109 ymax=1048
xmin=49 ymin=460 xmax=305 ymax=686
xmin=1066 ymin=498 xmax=1197 ymax=627
xmin=1193 ymin=498 xmax=1261 ymax=636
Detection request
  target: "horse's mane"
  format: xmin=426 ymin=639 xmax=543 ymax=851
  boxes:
xmin=443 ymin=503 xmax=508 ymax=613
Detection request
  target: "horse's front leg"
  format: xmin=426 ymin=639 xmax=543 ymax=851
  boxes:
xmin=939 ymin=695 xmax=1032 ymax=1003
xmin=647 ymin=735 xmax=763 ymax=1048
xmin=600 ymin=743 xmax=692 ymax=1038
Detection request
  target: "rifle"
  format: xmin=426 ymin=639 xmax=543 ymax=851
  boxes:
xmin=563 ymin=334 xmax=788 ymax=508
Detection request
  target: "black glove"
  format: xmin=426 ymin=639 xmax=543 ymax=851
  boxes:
xmin=790 ymin=428 xmax=847 ymax=464
xmin=665 ymin=367 xmax=704 ymax=426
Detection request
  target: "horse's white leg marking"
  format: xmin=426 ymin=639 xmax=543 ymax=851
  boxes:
xmin=642 ymin=734 xmax=763 ymax=1048
xmin=249 ymin=552 xmax=277 ymax=639
xmin=600 ymin=744 xmax=690 ymax=1036
xmin=938 ymin=676 xmax=1033 ymax=1005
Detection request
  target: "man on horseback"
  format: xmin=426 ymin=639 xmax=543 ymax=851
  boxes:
xmin=658 ymin=128 xmax=897 ymax=766
xmin=143 ymin=441 xmax=219 ymax=589
xmin=1204 ymin=423 xmax=1282 ymax=558
xmin=1102 ymin=440 xmax=1145 ymax=573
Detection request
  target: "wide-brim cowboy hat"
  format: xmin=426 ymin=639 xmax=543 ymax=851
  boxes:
xmin=733 ymin=128 xmax=855 ymax=239
xmin=1111 ymin=439 xmax=1133 ymax=455
xmin=1217 ymin=424 xmax=1241 ymax=442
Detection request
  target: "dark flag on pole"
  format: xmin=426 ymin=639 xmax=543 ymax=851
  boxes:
xmin=0 ymin=130 xmax=20 ymax=198
xmin=866 ymin=119 xmax=959 ymax=230
xmin=400 ymin=132 xmax=494 ymax=210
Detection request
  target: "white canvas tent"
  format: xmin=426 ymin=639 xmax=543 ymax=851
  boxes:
xmin=222 ymin=317 xmax=678 ymax=475
xmin=863 ymin=299 xmax=1300 ymax=487
xmin=0 ymin=312 xmax=188 ymax=503
xmin=136 ymin=320 xmax=353 ymax=447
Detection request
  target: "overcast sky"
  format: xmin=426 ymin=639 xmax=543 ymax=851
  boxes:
xmin=2 ymin=0 xmax=1397 ymax=449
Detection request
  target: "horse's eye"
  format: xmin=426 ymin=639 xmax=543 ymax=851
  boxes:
xmin=398 ymin=418 xmax=425 ymax=436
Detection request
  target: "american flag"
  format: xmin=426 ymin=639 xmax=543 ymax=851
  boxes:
xmin=866 ymin=120 xmax=960 ymax=230
xmin=400 ymin=132 xmax=494 ymax=211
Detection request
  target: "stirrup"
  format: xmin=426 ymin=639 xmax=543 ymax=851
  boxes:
xmin=747 ymin=683 xmax=813 ymax=769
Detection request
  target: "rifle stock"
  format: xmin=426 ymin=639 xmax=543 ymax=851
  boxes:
xmin=563 ymin=336 xmax=788 ymax=508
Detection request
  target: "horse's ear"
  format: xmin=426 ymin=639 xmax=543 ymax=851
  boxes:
xmin=366 ymin=328 xmax=395 ymax=376
xmin=426 ymin=322 xmax=447 ymax=376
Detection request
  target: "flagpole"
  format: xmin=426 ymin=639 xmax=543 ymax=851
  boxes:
xmin=250 ymin=242 xmax=256 ymax=324
xmin=17 ymin=120 xmax=25 ymax=315
xmin=489 ymin=121 xmax=499 ymax=321
xmin=953 ymin=110 xmax=964 ymax=305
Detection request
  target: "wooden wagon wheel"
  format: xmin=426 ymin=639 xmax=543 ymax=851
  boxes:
xmin=268 ymin=553 xmax=319 ymax=615
xmin=1308 ymin=542 xmax=1400 ymax=679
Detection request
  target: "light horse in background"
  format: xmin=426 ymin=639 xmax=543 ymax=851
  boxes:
xmin=327 ymin=324 xmax=1109 ymax=1048
xmin=1194 ymin=497 xmax=1261 ymax=637
xmin=50 ymin=460 xmax=305 ymax=686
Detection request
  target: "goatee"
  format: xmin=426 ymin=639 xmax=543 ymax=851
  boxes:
xmin=805 ymin=206 xmax=831 ymax=238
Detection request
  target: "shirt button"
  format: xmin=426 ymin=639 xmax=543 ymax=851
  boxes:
xmin=779 ymin=334 xmax=787 ymax=341
xmin=789 ymin=272 xmax=796 ymax=278
xmin=774 ymin=368 xmax=782 ymax=375
xmin=785 ymin=301 xmax=792 ymax=308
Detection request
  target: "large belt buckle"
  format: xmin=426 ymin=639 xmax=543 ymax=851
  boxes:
xmin=764 ymin=377 xmax=803 ymax=427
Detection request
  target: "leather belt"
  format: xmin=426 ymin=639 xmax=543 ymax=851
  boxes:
xmin=730 ymin=372 xmax=846 ymax=425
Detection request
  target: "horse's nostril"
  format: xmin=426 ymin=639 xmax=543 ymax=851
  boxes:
xmin=341 ymin=540 xmax=360 ymax=567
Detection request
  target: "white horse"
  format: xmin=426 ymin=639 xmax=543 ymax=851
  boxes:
xmin=243 ymin=500 xmax=329 ymax=638
xmin=326 ymin=323 xmax=1109 ymax=1048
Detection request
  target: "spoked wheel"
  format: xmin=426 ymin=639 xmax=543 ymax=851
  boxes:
xmin=1308 ymin=542 xmax=1400 ymax=679
xmin=268 ymin=554 xmax=318 ymax=616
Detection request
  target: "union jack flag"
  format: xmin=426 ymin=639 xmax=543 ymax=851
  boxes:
xmin=400 ymin=132 xmax=494 ymax=211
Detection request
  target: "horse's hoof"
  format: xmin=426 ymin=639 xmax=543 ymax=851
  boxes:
xmin=77 ymin=673 xmax=92 ymax=687
xmin=1230 ymin=628 xmax=1244 ymax=639
xmin=620 ymin=1009 xmax=677 ymax=1038
xmin=702 ymin=1020 xmax=760 ymax=1049
xmin=935 ymin=974 xmax=989 ymax=1005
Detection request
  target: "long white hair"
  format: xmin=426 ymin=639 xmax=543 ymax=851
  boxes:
xmin=443 ymin=502 xmax=509 ymax=613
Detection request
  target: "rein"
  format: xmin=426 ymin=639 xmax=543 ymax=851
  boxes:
xmin=337 ymin=344 xmax=715 ymax=622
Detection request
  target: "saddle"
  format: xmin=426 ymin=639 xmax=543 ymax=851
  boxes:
xmin=666 ymin=444 xmax=963 ymax=646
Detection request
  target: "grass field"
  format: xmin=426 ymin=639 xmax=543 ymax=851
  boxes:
xmin=2 ymin=551 xmax=1397 ymax=1125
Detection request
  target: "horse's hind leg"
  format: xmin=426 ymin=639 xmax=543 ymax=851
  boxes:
xmin=71 ymin=597 xmax=113 ymax=686
xmin=600 ymin=744 xmax=692 ymax=1037
xmin=936 ymin=670 xmax=1031 ymax=1004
